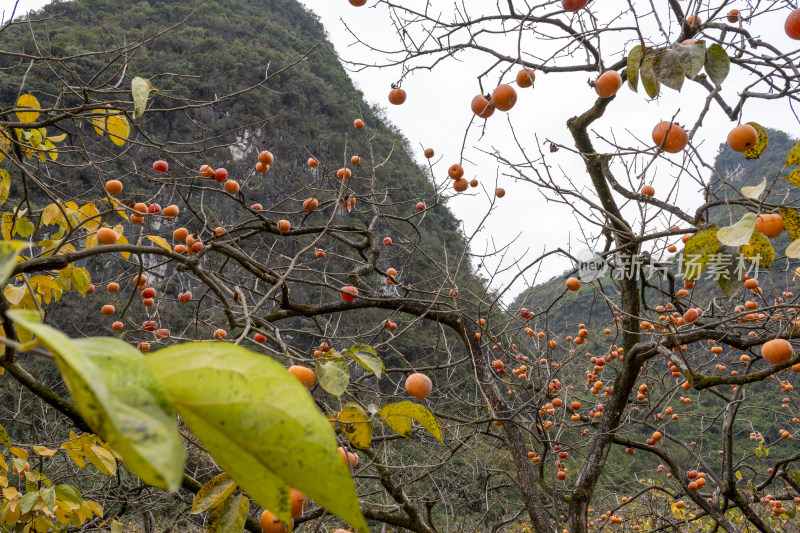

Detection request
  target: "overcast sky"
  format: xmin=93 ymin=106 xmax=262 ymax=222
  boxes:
xmin=3 ymin=0 xmax=800 ymax=301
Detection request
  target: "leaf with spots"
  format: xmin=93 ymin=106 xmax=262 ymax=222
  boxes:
xmin=207 ymin=493 xmax=249 ymax=533
xmin=338 ymin=403 xmax=372 ymax=451
xmin=192 ymin=473 xmax=237 ymax=514
xmin=671 ymin=41 xmax=706 ymax=79
xmin=744 ymin=122 xmax=768 ymax=160
xmin=6 ymin=311 xmax=185 ymax=491
xmin=378 ymin=401 xmax=442 ymax=442
xmin=704 ymin=44 xmax=730 ymax=86
xmin=682 ymin=226 xmax=719 ymax=280
xmin=147 ymin=342 xmax=367 ymax=533
xmin=626 ymin=45 xmax=644 ymax=92
xmin=740 ymin=230 xmax=774 ymax=268
xmin=654 ymin=49 xmax=684 ymax=91
xmin=782 ymin=208 xmax=800 ymax=240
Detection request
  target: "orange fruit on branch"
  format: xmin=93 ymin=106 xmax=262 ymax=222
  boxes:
xmin=405 ymin=372 xmax=433 ymax=399
xmin=762 ymin=339 xmax=793 ymax=365
xmin=516 ymin=68 xmax=536 ymax=88
xmin=491 ymin=84 xmax=517 ymax=112
xmin=471 ymin=94 xmax=495 ymax=119
xmin=755 ymin=213 xmax=783 ymax=238
xmin=288 ymin=365 xmax=315 ymax=388
xmin=652 ymin=121 xmax=688 ymax=153
xmin=727 ymin=124 xmax=758 ymax=152
xmin=594 ymin=71 xmax=622 ymax=98
xmin=388 ymin=88 xmax=406 ymax=105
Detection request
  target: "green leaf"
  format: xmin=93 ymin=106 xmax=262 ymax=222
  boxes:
xmin=20 ymin=491 xmax=39 ymax=514
xmin=131 ymin=77 xmax=156 ymax=120
xmin=787 ymin=139 xmax=800 ymax=166
xmin=788 ymin=470 xmax=800 ymax=486
xmin=111 ymin=521 xmax=124 ymax=533
xmin=191 ymin=473 xmax=237 ymax=514
xmin=735 ymin=471 xmax=742 ymax=481
xmin=147 ymin=342 xmax=367 ymax=532
xmin=717 ymin=213 xmax=755 ymax=246
xmin=626 ymin=45 xmax=644 ymax=92
xmin=71 ymin=267 xmax=91 ymax=295
xmin=682 ymin=226 xmax=720 ymax=280
xmin=0 ymin=423 xmax=9 ymax=448
xmin=640 ymin=53 xmax=660 ymax=99
xmin=653 ymin=50 xmax=684 ymax=91
xmin=781 ymin=207 xmax=800 ymax=240
xmin=740 ymin=177 xmax=766 ymax=199
xmin=0 ymin=169 xmax=9 ymax=207
xmin=786 ymin=238 xmax=800 ymax=259
xmin=740 ymin=231 xmax=774 ymax=269
xmin=754 ymin=446 xmax=762 ymax=458
xmin=40 ymin=485 xmax=55 ymax=511
xmin=208 ymin=493 xmax=249 ymax=533
xmin=378 ymin=401 xmax=442 ymax=442
xmin=704 ymin=44 xmax=730 ymax=86
xmin=14 ymin=217 xmax=34 ymax=238
xmin=343 ymin=343 xmax=384 ymax=379
xmin=6 ymin=311 xmax=185 ymax=491
xmin=338 ymin=403 xmax=372 ymax=451
xmin=54 ymin=484 xmax=82 ymax=505
xmin=744 ymin=122 xmax=768 ymax=160
xmin=672 ymin=41 xmax=706 ymax=79
xmin=316 ymin=357 xmax=350 ymax=397
xmin=0 ymin=240 xmax=27 ymax=286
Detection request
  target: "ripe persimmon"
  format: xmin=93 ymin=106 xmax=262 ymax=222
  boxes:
xmin=260 ymin=510 xmax=292 ymax=533
xmin=308 ymin=158 xmax=319 ymax=168
xmin=448 ymin=164 xmax=464 ymax=179
xmin=388 ymin=88 xmax=406 ymax=105
xmin=424 ymin=148 xmax=434 ymax=158
xmin=349 ymin=0 xmax=367 ymax=5
xmin=516 ymin=68 xmax=536 ymax=88
xmin=337 ymin=168 xmax=352 ymax=180
xmin=101 ymin=304 xmax=115 ymax=316
xmin=470 ymin=179 xmax=479 ymax=187
xmin=755 ymin=213 xmax=783 ymax=238
xmin=112 ymin=321 xmax=123 ymax=331
xmin=566 ymin=277 xmax=581 ymax=291
xmin=496 ymin=188 xmax=505 ymax=198
xmin=594 ymin=71 xmax=622 ymax=98
xmin=471 ymin=94 xmax=495 ymax=119
xmin=290 ymin=488 xmax=306 ymax=519
xmin=105 ymin=180 xmax=122 ymax=195
xmin=258 ymin=150 xmax=274 ymax=165
xmin=727 ymin=124 xmax=758 ymax=152
xmin=200 ymin=164 xmax=214 ymax=178
xmin=727 ymin=9 xmax=740 ymax=22
xmin=213 ymin=168 xmax=228 ymax=182
xmin=762 ymin=339 xmax=793 ymax=365
xmin=277 ymin=220 xmax=291 ymax=233
xmin=454 ymin=178 xmax=468 ymax=192
xmin=288 ymin=365 xmax=315 ymax=388
xmin=224 ymin=180 xmax=240 ymax=194
xmin=405 ymin=372 xmax=433 ymax=399
xmin=256 ymin=162 xmax=269 ymax=173
xmin=173 ymin=227 xmax=189 ymax=241
xmin=641 ymin=185 xmax=655 ymax=196
xmin=354 ymin=119 xmax=365 ymax=129
xmin=341 ymin=286 xmax=358 ymax=302
xmin=107 ymin=282 xmax=119 ymax=293
xmin=562 ymin=0 xmax=588 ymax=11
xmin=652 ymin=121 xmax=688 ymax=153
xmin=96 ymin=227 xmax=118 ymax=245
xmin=162 ymin=204 xmax=179 ymax=220
xmin=787 ymin=9 xmax=800 ymax=39
xmin=351 ymin=155 xmax=360 ymax=165
xmin=303 ymin=198 xmax=319 ymax=212
xmin=686 ymin=15 xmax=701 ymax=26
xmin=416 ymin=201 xmax=426 ymax=211
xmin=491 ymin=84 xmax=517 ymax=112
xmin=338 ymin=446 xmax=359 ymax=468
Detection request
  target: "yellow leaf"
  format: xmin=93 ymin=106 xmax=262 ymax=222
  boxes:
xmin=116 ymin=235 xmax=130 ymax=259
xmin=91 ymin=108 xmax=106 ymax=136
xmin=42 ymin=204 xmax=63 ymax=226
xmin=146 ymin=235 xmax=171 ymax=252
xmin=9 ymin=446 xmax=28 ymax=459
xmin=16 ymin=94 xmax=41 ymax=123
xmin=1 ymin=212 xmax=12 ymax=240
xmin=84 ymin=499 xmax=103 ymax=518
xmin=4 ymin=284 xmax=27 ymax=306
xmin=85 ymin=233 xmax=97 ymax=249
xmin=0 ymin=126 xmax=11 ymax=164
xmin=3 ymin=486 xmax=19 ymax=499
xmin=32 ymin=446 xmax=57 ymax=457
xmin=77 ymin=203 xmax=100 ymax=232
xmin=105 ymin=112 xmax=130 ymax=146
xmin=85 ymin=445 xmax=116 ymax=476
xmin=47 ymin=133 xmax=66 ymax=143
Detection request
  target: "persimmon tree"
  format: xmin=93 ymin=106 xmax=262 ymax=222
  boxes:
xmin=4 ymin=1 xmax=800 ymax=533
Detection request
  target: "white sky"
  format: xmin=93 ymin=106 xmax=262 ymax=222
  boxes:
xmin=3 ymin=0 xmax=800 ymax=301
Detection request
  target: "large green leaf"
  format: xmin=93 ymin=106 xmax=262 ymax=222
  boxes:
xmin=682 ymin=226 xmax=720 ymax=280
xmin=787 ymin=140 xmax=800 ymax=166
xmin=378 ymin=401 xmax=442 ymax=442
xmin=653 ymin=50 xmax=684 ymax=91
xmin=131 ymin=77 xmax=156 ymax=120
xmin=338 ymin=403 xmax=372 ymax=451
xmin=640 ymin=53 xmax=660 ymax=99
xmin=316 ymin=357 xmax=350 ymax=397
xmin=147 ymin=342 xmax=367 ymax=532
xmin=740 ymin=230 xmax=774 ymax=268
xmin=6 ymin=310 xmax=185 ymax=491
xmin=191 ymin=473 xmax=237 ymax=514
xmin=717 ymin=213 xmax=755 ymax=246
xmin=781 ymin=207 xmax=800 ymax=240
xmin=208 ymin=493 xmax=249 ymax=533
xmin=704 ymin=44 xmax=730 ymax=86
xmin=672 ymin=41 xmax=706 ymax=79
xmin=0 ymin=240 xmax=27 ymax=286
xmin=626 ymin=45 xmax=644 ymax=92
xmin=744 ymin=122 xmax=768 ymax=160
xmin=342 ymin=343 xmax=384 ymax=379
